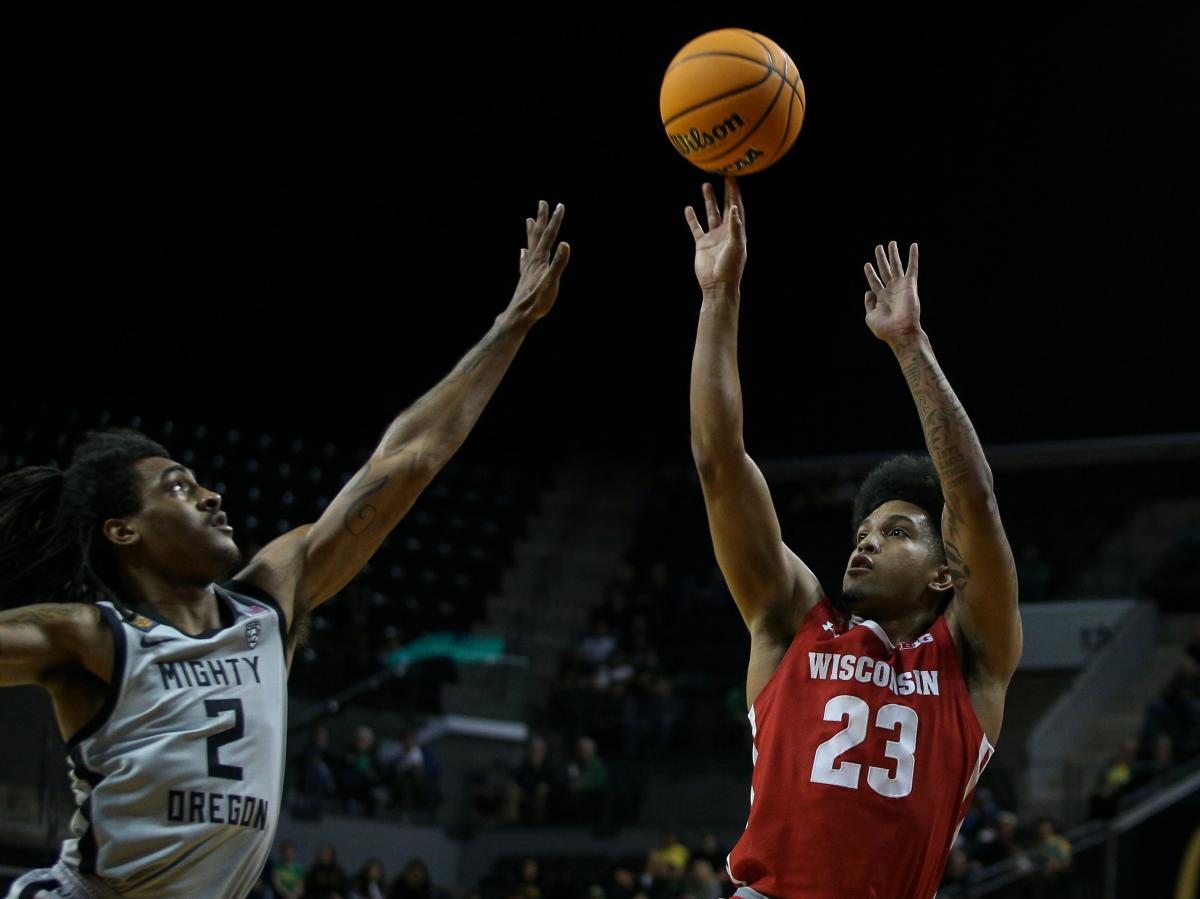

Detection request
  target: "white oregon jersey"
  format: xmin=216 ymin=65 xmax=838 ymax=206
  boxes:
xmin=58 ymin=581 xmax=288 ymax=899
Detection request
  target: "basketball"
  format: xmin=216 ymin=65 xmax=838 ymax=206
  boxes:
xmin=660 ymin=28 xmax=805 ymax=176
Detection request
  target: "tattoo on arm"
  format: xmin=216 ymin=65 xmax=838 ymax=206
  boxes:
xmin=342 ymin=463 xmax=391 ymax=537
xmin=449 ymin=329 xmax=505 ymax=379
xmin=377 ymin=321 xmax=526 ymax=463
xmin=901 ymin=339 xmax=1007 ymax=589
xmin=904 ymin=346 xmax=986 ymax=503
xmin=944 ymin=538 xmax=972 ymax=590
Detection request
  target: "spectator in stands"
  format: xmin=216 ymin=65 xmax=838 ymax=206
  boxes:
xmin=349 ymin=859 xmax=388 ymax=899
xmin=1090 ymin=736 xmax=1139 ymax=817
xmin=958 ymin=786 xmax=999 ymax=842
xmin=937 ymin=846 xmax=972 ymax=895
xmin=647 ymin=830 xmax=690 ymax=874
xmin=341 ymin=725 xmax=384 ymax=816
xmin=1143 ymin=652 xmax=1200 ymax=759
xmin=1136 ymin=732 xmax=1177 ymax=787
xmin=594 ymin=649 xmax=636 ymax=693
xmin=272 ymin=839 xmax=306 ymax=899
xmin=508 ymin=735 xmax=558 ymax=824
xmin=515 ymin=858 xmax=542 ymax=899
xmin=305 ymin=844 xmax=348 ymax=899
xmin=605 ymin=866 xmax=642 ymax=899
xmin=392 ymin=729 xmax=433 ymax=816
xmin=388 ymin=858 xmax=440 ymax=899
xmin=973 ymin=810 xmax=1026 ymax=869
xmin=564 ymin=736 xmax=610 ymax=822
xmin=642 ymin=675 xmax=682 ymax=753
xmin=683 ymin=858 xmax=722 ymax=899
xmin=296 ymin=724 xmax=339 ymax=810
xmin=1028 ymin=817 xmax=1072 ymax=898
xmin=579 ymin=618 xmax=617 ymax=668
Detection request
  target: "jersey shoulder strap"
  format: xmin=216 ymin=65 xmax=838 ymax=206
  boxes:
xmin=219 ymin=579 xmax=289 ymax=647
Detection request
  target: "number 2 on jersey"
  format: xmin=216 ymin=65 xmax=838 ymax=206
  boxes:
xmin=205 ymin=698 xmax=246 ymax=780
xmin=810 ymin=695 xmax=918 ymax=798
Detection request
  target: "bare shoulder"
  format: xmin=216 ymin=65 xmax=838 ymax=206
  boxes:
xmin=0 ymin=603 xmax=112 ymax=687
xmin=0 ymin=601 xmax=103 ymax=633
xmin=233 ymin=525 xmax=314 ymax=625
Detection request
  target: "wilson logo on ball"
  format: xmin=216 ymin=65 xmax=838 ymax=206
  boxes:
xmin=660 ymin=28 xmax=805 ymax=176
xmin=668 ymin=113 xmax=747 ymax=157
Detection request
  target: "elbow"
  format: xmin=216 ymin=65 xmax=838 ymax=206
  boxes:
xmin=691 ymin=438 xmax=741 ymax=479
xmin=950 ymin=468 xmax=999 ymax=513
xmin=374 ymin=440 xmax=446 ymax=482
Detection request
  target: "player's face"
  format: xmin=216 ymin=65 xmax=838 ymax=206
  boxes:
xmin=113 ymin=457 xmax=240 ymax=582
xmin=840 ymin=500 xmax=948 ymax=619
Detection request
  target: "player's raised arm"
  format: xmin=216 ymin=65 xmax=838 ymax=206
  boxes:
xmin=237 ymin=201 xmax=570 ymax=630
xmin=863 ymin=242 xmax=1022 ymax=686
xmin=687 ymin=178 xmax=825 ymax=704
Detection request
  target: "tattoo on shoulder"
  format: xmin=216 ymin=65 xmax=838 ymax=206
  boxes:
xmin=342 ymin=463 xmax=390 ymax=537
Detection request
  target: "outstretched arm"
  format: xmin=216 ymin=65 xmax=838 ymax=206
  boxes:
xmin=687 ymin=178 xmax=824 ymax=706
xmin=863 ymin=242 xmax=1021 ymax=685
xmin=237 ymin=201 xmax=570 ymax=630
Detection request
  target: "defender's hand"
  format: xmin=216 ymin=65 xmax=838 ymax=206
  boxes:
xmin=509 ymin=200 xmax=570 ymax=324
xmin=864 ymin=241 xmax=924 ymax=346
xmin=685 ymin=177 xmax=746 ymax=291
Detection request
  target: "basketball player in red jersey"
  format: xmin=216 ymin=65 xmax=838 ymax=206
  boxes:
xmin=685 ymin=178 xmax=1022 ymax=899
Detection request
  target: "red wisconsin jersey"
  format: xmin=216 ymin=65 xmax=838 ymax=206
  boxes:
xmin=727 ymin=598 xmax=993 ymax=899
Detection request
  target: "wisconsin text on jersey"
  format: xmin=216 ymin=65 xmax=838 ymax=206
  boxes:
xmin=809 ymin=618 xmax=941 ymax=697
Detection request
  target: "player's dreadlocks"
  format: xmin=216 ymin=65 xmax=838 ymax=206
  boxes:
xmin=0 ymin=429 xmax=169 ymax=618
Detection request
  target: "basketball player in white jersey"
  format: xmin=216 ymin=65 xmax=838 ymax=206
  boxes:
xmin=0 ymin=201 xmax=569 ymax=899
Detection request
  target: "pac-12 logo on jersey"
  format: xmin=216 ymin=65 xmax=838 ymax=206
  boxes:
xmin=245 ymin=621 xmax=262 ymax=650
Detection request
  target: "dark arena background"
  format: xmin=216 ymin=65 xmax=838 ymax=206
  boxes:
xmin=3 ymin=5 xmax=1198 ymax=898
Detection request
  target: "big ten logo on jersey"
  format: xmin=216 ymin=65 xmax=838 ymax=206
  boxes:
xmin=897 ymin=633 xmax=935 ymax=651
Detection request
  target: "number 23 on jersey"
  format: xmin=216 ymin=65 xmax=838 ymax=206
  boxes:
xmin=810 ymin=695 xmax=918 ymax=798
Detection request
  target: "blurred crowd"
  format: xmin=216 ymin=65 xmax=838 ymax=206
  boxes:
xmin=938 ymin=792 xmax=1075 ymax=898
xmin=1089 ymin=629 xmax=1200 ymax=817
xmin=294 ymin=724 xmax=441 ymax=822
xmin=246 ymin=831 xmax=734 ymax=899
xmin=470 ymin=732 xmax=644 ymax=831
xmin=547 ymin=561 xmax=747 ymax=765
xmin=244 ymin=842 xmax=450 ymax=899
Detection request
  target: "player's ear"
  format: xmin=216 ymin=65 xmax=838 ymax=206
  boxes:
xmin=929 ymin=563 xmax=953 ymax=594
xmin=103 ymin=517 xmax=140 ymax=547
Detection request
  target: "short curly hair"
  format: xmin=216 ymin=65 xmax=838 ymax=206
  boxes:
xmin=851 ymin=455 xmax=944 ymax=551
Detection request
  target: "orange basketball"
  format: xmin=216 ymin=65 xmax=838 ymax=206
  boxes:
xmin=660 ymin=28 xmax=805 ymax=176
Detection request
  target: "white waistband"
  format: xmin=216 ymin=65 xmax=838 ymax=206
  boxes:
xmin=50 ymin=863 xmax=126 ymax=899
